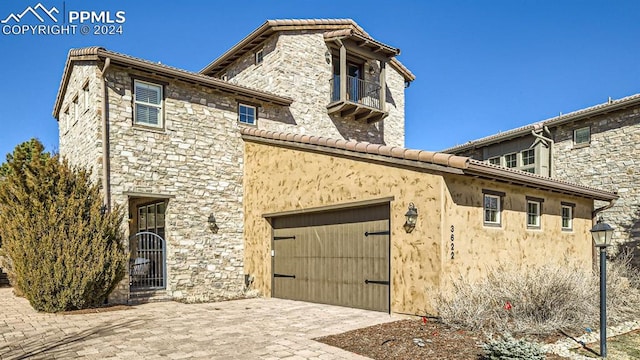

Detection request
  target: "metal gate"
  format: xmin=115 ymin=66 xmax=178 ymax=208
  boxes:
xmin=130 ymin=231 xmax=166 ymax=291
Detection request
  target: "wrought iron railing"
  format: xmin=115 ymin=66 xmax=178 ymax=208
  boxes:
xmin=330 ymin=75 xmax=382 ymax=110
xmin=130 ymin=231 xmax=166 ymax=291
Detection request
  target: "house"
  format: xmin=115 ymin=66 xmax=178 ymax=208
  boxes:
xmin=52 ymin=19 xmax=412 ymax=304
xmin=241 ymin=127 xmax=616 ymax=314
xmin=51 ymin=19 xmax=617 ymax=314
xmin=443 ymin=95 xmax=640 ymax=264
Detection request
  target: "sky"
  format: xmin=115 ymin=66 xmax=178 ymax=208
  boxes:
xmin=1 ymin=0 xmax=640 ymax=159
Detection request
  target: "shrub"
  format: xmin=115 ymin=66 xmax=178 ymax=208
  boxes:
xmin=482 ymin=334 xmax=546 ymax=360
xmin=435 ymin=261 xmax=640 ymax=335
xmin=0 ymin=139 xmax=127 ymax=312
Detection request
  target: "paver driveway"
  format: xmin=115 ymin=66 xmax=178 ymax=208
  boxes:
xmin=0 ymin=288 xmax=396 ymax=359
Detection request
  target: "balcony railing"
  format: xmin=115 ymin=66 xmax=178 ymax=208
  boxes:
xmin=330 ymin=75 xmax=382 ymax=110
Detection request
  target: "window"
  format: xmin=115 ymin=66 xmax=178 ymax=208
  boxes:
xmin=238 ymin=103 xmax=257 ymax=125
xmin=73 ymin=96 xmax=79 ymax=125
xmin=574 ymin=127 xmax=590 ymax=145
xmin=483 ymin=190 xmax=504 ymax=226
xmin=504 ymin=153 xmax=517 ymax=168
xmin=561 ymin=203 xmax=574 ymax=231
xmin=63 ymin=107 xmax=70 ymax=133
xmin=527 ymin=200 xmax=541 ymax=228
xmin=522 ymin=149 xmax=535 ymax=166
xmin=138 ymin=202 xmax=166 ymax=239
xmin=82 ymin=81 xmax=90 ymax=112
xmin=134 ymin=80 xmax=163 ymax=128
xmin=488 ymin=157 xmax=501 ymax=166
xmin=255 ymin=49 xmax=264 ymax=65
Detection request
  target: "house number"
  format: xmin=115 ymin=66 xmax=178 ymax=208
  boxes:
xmin=450 ymin=225 xmax=455 ymax=260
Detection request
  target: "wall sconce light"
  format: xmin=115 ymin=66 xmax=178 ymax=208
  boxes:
xmin=368 ymin=63 xmax=375 ymax=75
xmin=404 ymin=203 xmax=418 ymax=233
xmin=208 ymin=214 xmax=219 ymax=234
xmin=325 ymin=51 xmax=331 ymax=64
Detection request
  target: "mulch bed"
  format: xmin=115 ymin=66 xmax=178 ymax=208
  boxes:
xmin=316 ymin=318 xmax=570 ymax=359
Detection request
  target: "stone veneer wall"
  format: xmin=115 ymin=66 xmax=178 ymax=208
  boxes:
xmin=553 ymin=107 xmax=640 ymax=260
xmin=58 ymin=61 xmax=103 ymax=177
xmin=221 ymin=31 xmax=406 ymax=147
xmin=59 ymin=61 xmax=287 ymax=303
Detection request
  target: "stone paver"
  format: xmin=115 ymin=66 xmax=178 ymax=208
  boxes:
xmin=0 ymin=288 xmax=396 ymax=359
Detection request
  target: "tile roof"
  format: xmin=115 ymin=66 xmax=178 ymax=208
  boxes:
xmin=199 ymin=19 xmax=415 ymax=82
xmin=443 ymin=93 xmax=640 ymax=153
xmin=241 ymin=127 xmax=618 ymax=201
xmin=53 ymin=47 xmax=293 ymax=118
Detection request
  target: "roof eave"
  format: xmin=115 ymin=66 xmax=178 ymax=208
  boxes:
xmin=53 ymin=47 xmax=293 ymax=118
xmin=464 ymin=162 xmax=618 ymax=201
xmin=443 ymin=94 xmax=640 ymax=153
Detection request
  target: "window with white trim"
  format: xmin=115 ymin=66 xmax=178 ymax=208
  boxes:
xmin=527 ymin=200 xmax=541 ymax=228
xmin=134 ymin=80 xmax=163 ymax=128
xmin=483 ymin=193 xmax=502 ymax=226
xmin=521 ymin=149 xmax=535 ymax=173
xmin=504 ymin=153 xmax=517 ymax=168
xmin=238 ymin=103 xmax=257 ymax=125
xmin=574 ymin=127 xmax=590 ymax=145
xmin=562 ymin=204 xmax=574 ymax=231
xmin=488 ymin=157 xmax=500 ymax=166
xmin=255 ymin=49 xmax=264 ymax=65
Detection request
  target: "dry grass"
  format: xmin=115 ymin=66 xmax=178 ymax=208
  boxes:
xmin=435 ymin=257 xmax=640 ymax=336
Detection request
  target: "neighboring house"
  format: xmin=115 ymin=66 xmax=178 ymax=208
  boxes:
xmin=241 ymin=127 xmax=616 ymax=314
xmin=52 ymin=19 xmax=413 ymax=304
xmin=443 ymin=95 xmax=640 ymax=263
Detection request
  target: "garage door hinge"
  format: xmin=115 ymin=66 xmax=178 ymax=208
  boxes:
xmin=364 ymin=230 xmax=390 ymax=237
xmin=365 ymin=279 xmax=389 ymax=285
xmin=274 ymin=273 xmax=296 ymax=279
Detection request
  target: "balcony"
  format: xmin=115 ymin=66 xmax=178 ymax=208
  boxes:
xmin=328 ymin=75 xmax=388 ymax=123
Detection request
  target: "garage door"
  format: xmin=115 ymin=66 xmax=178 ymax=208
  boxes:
xmin=271 ymin=204 xmax=390 ymax=312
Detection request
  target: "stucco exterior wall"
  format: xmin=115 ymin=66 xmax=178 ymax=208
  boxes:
xmin=243 ymin=141 xmax=442 ymax=315
xmin=440 ymin=174 xmax=593 ymax=294
xmin=243 ymin=140 xmax=595 ymax=315
xmin=221 ymin=31 xmax=406 ymax=147
xmin=553 ymin=107 xmax=640 ymax=260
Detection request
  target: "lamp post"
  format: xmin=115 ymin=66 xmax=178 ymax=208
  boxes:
xmin=590 ymin=217 xmax=614 ymax=358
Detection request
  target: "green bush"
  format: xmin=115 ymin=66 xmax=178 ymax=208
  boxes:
xmin=0 ymin=139 xmax=127 ymax=312
xmin=482 ymin=334 xmax=546 ymax=360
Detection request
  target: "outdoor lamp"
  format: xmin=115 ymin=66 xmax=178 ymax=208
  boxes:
xmin=590 ymin=217 xmax=614 ymax=358
xmin=403 ymin=203 xmax=418 ymax=233
xmin=590 ymin=218 xmax=614 ymax=247
xmin=208 ymin=214 xmax=219 ymax=234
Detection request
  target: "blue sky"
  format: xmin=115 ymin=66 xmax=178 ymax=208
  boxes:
xmin=1 ymin=0 xmax=640 ymax=159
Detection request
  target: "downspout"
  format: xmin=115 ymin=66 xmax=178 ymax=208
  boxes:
xmin=100 ymin=57 xmax=111 ymax=212
xmin=592 ymin=198 xmax=617 ymax=220
xmin=530 ymin=128 xmax=554 ymax=177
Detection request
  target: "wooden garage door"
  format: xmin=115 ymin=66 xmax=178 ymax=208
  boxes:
xmin=271 ymin=204 xmax=390 ymax=312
